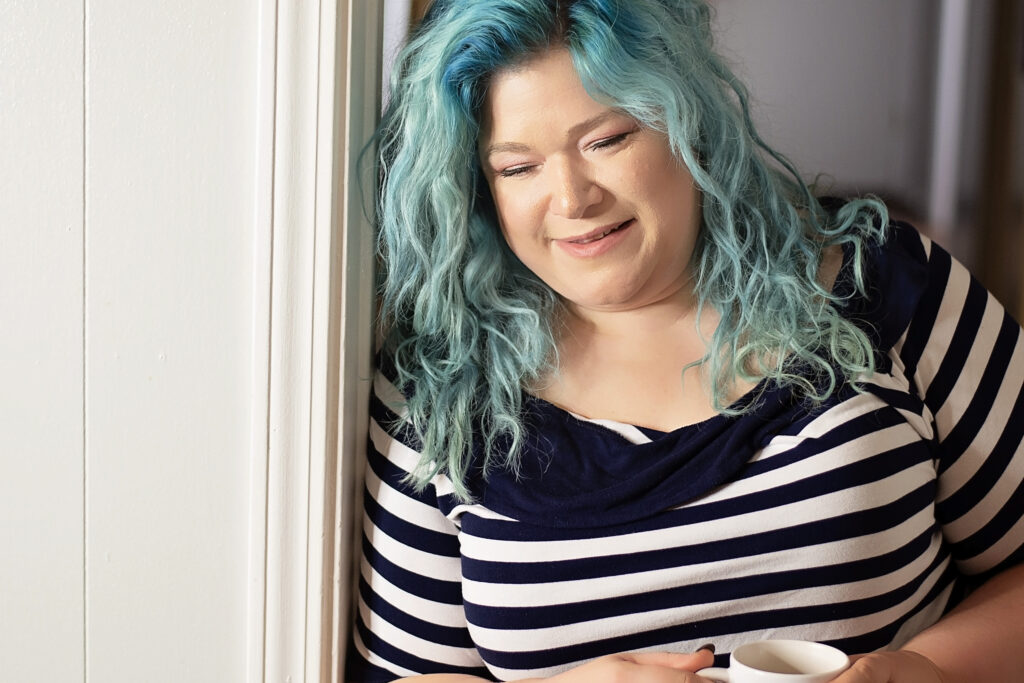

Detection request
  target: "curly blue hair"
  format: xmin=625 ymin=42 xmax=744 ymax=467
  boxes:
xmin=374 ymin=0 xmax=888 ymax=499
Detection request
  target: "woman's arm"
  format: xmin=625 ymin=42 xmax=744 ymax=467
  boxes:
xmin=836 ymin=562 xmax=1024 ymax=682
xmin=836 ymin=229 xmax=1024 ymax=682
xmin=347 ymin=371 xmax=490 ymax=681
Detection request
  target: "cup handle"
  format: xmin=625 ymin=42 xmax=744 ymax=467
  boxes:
xmin=696 ymin=666 xmax=729 ymax=681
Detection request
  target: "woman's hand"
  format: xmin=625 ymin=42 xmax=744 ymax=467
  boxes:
xmin=832 ymin=650 xmax=945 ymax=683
xmin=391 ymin=649 xmax=716 ymax=683
xmin=533 ymin=649 xmax=717 ymax=683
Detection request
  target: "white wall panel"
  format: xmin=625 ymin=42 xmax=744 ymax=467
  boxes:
xmin=83 ymin=1 xmax=258 ymax=680
xmin=0 ymin=2 xmax=85 ymax=680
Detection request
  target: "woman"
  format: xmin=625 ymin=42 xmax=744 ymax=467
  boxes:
xmin=348 ymin=1 xmax=1024 ymax=681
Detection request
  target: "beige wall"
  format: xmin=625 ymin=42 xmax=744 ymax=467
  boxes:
xmin=713 ymin=0 xmax=939 ymax=215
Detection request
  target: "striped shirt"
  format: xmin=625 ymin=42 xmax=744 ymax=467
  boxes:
xmin=346 ymin=224 xmax=1024 ymax=682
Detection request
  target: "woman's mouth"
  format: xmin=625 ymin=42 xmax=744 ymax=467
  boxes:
xmin=566 ymin=219 xmax=634 ymax=244
xmin=556 ymin=219 xmax=635 ymax=257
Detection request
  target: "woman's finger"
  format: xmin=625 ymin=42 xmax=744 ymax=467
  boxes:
xmin=832 ymin=651 xmax=944 ymax=683
xmin=619 ymin=648 xmax=716 ymax=671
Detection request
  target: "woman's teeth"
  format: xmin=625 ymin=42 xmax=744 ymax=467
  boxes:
xmin=572 ymin=222 xmax=626 ymax=244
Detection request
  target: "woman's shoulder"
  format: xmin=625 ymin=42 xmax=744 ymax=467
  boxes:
xmin=368 ymin=349 xmax=421 ymax=454
xmin=833 ymin=218 xmax=932 ymax=351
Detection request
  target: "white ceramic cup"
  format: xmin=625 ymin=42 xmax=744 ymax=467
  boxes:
xmin=697 ymin=640 xmax=850 ymax=682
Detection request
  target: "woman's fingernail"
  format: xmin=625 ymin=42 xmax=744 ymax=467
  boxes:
xmin=697 ymin=643 xmax=716 ymax=654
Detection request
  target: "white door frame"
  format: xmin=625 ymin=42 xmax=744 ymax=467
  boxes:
xmin=248 ymin=2 xmax=381 ymax=682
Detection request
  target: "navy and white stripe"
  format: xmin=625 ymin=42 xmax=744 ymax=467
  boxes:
xmin=346 ymin=224 xmax=1024 ymax=682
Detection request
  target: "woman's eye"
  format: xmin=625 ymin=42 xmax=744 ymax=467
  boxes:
xmin=590 ymin=131 xmax=632 ymax=150
xmin=498 ymin=165 xmax=534 ymax=178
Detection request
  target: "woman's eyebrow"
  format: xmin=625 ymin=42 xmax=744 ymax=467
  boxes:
xmin=565 ymin=110 xmax=621 ymax=139
xmin=483 ymin=141 xmax=533 ymax=158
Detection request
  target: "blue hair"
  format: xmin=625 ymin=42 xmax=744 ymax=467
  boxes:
xmin=375 ymin=0 xmax=888 ymax=499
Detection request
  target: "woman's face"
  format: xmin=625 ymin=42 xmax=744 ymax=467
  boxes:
xmin=478 ymin=48 xmax=702 ymax=316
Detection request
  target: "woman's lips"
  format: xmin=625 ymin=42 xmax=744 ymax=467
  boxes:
xmin=556 ymin=219 xmax=635 ymax=257
xmin=562 ymin=220 xmax=632 ymax=243
xmin=568 ymin=221 xmax=626 ymax=243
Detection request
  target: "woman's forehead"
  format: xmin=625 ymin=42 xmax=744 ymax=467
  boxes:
xmin=479 ymin=49 xmax=609 ymax=135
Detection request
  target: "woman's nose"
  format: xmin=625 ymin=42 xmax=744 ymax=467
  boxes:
xmin=548 ymin=161 xmax=602 ymax=219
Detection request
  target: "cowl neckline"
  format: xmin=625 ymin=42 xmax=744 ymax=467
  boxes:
xmin=463 ymin=222 xmax=930 ymax=528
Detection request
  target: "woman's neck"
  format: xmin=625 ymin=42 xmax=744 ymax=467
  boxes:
xmin=535 ymin=287 xmax=725 ymax=431
xmin=558 ymin=281 xmax=709 ymax=357
xmin=562 ymin=277 xmax=700 ymax=338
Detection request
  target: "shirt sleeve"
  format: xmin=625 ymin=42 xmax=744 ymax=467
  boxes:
xmin=893 ymin=228 xmax=1024 ymax=578
xmin=345 ymin=369 xmax=492 ymax=683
